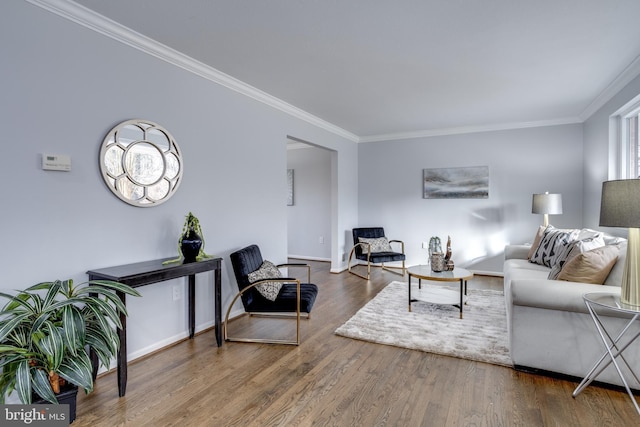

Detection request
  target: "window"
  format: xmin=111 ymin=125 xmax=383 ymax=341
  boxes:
xmin=612 ymin=94 xmax=640 ymax=179
xmin=630 ymin=113 xmax=639 ymax=178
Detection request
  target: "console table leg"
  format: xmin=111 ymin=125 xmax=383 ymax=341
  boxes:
xmin=215 ymin=267 xmax=222 ymax=347
xmin=117 ymin=291 xmax=127 ymax=397
xmin=189 ymin=275 xmax=195 ymax=339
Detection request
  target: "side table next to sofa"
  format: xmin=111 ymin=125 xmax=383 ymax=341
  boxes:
xmin=572 ymin=292 xmax=640 ymax=414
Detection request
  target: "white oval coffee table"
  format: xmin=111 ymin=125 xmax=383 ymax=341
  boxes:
xmin=406 ymin=265 xmax=473 ymax=319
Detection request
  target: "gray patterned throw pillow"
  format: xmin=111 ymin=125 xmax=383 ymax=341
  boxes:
xmin=530 ymin=227 xmax=581 ymax=267
xmin=358 ymin=237 xmax=393 ymax=253
xmin=247 ymin=260 xmax=283 ymax=301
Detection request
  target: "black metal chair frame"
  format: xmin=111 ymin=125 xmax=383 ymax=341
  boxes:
xmin=225 ymin=245 xmax=317 ymax=345
xmin=348 ymin=228 xmax=406 ymax=280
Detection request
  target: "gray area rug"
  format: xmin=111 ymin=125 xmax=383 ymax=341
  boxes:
xmin=335 ymin=281 xmax=512 ymax=367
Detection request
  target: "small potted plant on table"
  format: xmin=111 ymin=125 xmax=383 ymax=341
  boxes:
xmin=0 ymin=279 xmax=140 ymax=423
xmin=164 ymin=212 xmax=213 ymax=264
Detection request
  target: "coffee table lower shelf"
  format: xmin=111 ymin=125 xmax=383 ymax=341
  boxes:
xmin=406 ymin=265 xmax=473 ymax=319
xmin=410 ymin=286 xmax=468 ymax=308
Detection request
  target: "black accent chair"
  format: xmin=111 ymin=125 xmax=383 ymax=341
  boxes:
xmin=225 ymin=244 xmax=318 ymax=345
xmin=348 ymin=227 xmax=406 ymax=280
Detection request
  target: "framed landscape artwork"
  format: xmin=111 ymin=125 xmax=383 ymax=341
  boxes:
xmin=423 ymin=166 xmax=489 ymax=199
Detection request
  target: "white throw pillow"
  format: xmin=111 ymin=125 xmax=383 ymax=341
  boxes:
xmin=247 ymin=260 xmax=283 ymax=301
xmin=358 ymin=236 xmax=393 ymax=253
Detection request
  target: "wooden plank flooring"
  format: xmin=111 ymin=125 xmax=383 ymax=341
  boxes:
xmin=74 ymin=260 xmax=639 ymax=426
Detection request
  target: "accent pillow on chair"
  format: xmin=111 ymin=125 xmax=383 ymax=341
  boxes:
xmin=247 ymin=260 xmax=283 ymax=301
xmin=358 ymin=236 xmax=393 ymax=253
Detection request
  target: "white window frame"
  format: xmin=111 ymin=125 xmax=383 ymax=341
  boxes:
xmin=611 ymin=93 xmax=640 ymax=179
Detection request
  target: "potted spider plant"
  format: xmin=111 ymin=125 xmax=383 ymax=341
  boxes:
xmin=163 ymin=212 xmax=213 ymax=264
xmin=0 ymin=279 xmax=140 ymax=422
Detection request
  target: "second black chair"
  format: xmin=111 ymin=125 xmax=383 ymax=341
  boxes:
xmin=348 ymin=227 xmax=406 ymax=280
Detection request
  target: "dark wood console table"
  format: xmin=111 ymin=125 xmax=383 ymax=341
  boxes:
xmin=87 ymin=256 xmax=222 ymax=397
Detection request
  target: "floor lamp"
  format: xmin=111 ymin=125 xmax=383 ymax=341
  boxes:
xmin=532 ymin=192 xmax=563 ymax=227
xmin=600 ymin=179 xmax=640 ymax=307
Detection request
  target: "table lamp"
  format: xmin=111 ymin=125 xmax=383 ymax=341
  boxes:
xmin=532 ymin=192 xmax=563 ymax=227
xmin=600 ymin=179 xmax=640 ymax=307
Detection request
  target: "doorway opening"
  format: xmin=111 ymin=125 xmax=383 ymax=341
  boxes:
xmin=286 ymin=136 xmax=337 ymax=269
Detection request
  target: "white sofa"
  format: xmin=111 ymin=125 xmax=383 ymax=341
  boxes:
xmin=503 ymin=234 xmax=640 ymax=388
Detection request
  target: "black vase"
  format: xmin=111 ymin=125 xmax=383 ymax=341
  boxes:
xmin=181 ymin=228 xmax=202 ymax=263
xmin=33 ymin=384 xmax=78 ymax=424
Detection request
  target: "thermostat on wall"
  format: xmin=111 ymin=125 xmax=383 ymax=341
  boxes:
xmin=42 ymin=154 xmax=71 ymax=171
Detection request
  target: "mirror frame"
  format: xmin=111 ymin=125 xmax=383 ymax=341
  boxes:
xmin=99 ymin=119 xmax=183 ymax=207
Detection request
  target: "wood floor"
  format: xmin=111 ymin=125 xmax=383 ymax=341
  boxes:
xmin=74 ymin=260 xmax=638 ymax=426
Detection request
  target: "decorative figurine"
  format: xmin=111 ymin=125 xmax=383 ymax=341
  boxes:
xmin=444 ymin=235 xmax=455 ymax=271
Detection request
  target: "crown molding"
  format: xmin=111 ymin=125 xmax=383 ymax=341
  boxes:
xmin=26 ymin=0 xmax=359 ymax=143
xmin=579 ymin=54 xmax=640 ymax=121
xmin=358 ymin=117 xmax=582 ymax=143
xmin=25 ymin=0 xmax=640 ymax=144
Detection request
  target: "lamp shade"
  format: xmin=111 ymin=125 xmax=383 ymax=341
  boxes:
xmin=600 ymin=179 xmax=640 ymax=228
xmin=600 ymin=179 xmax=640 ymax=308
xmin=532 ymin=193 xmax=563 ymax=215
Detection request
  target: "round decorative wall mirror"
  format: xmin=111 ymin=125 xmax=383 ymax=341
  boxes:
xmin=99 ymin=119 xmax=183 ymax=207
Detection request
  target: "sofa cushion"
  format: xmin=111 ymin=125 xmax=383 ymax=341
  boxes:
xmin=504 ymin=258 xmax=551 ymax=273
xmin=248 ymin=260 xmax=283 ymax=301
xmin=510 ymin=276 xmax=620 ymax=313
xmin=530 ymin=226 xmax=580 ymax=267
xmin=557 ymin=245 xmax=619 ymax=285
xmin=547 ymin=234 xmax=605 ymax=280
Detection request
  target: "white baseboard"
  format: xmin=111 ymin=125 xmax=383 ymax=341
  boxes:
xmin=469 ymin=269 xmax=504 ymax=277
xmin=288 ymin=254 xmax=331 ymax=262
xmin=330 ymin=265 xmax=348 ymax=273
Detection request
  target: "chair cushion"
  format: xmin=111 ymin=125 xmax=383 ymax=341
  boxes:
xmin=247 ymin=260 xmax=283 ymax=301
xmin=245 ymin=283 xmax=318 ymax=313
xmin=356 ymin=252 xmax=406 ymax=263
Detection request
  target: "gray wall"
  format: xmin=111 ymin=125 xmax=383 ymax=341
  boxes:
xmin=358 ymin=124 xmax=584 ymax=273
xmin=0 ymin=2 xmax=357 ymax=366
xmin=287 ymin=146 xmax=332 ymax=261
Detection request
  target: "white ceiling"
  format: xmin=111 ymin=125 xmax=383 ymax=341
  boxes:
xmin=72 ymin=0 xmax=640 ymax=141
